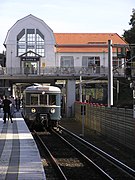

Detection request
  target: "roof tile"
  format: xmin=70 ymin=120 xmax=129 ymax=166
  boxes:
xmin=54 ymin=33 xmax=127 ymax=53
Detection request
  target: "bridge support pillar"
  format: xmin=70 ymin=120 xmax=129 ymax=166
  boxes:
xmin=4 ymin=80 xmax=11 ymax=96
xmin=66 ymin=79 xmax=76 ymax=118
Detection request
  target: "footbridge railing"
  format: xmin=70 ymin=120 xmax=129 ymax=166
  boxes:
xmin=0 ymin=66 xmax=125 ymax=77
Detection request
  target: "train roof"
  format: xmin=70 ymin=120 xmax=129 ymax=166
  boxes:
xmin=24 ymin=85 xmax=61 ymax=93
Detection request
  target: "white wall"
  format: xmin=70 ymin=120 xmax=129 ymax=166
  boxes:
xmin=56 ymin=52 xmax=113 ymax=68
xmin=4 ymin=15 xmax=56 ymax=69
xmin=4 ymin=15 xmax=123 ymax=70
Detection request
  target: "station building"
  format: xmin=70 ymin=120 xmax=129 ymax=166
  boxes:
xmin=4 ymin=14 xmax=127 ymax=75
xmin=1 ymin=14 xmax=128 ymax=117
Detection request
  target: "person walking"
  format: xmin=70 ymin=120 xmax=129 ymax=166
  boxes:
xmin=9 ymin=96 xmax=15 ymax=117
xmin=15 ymin=97 xmax=21 ymax=111
xmin=2 ymin=96 xmax=13 ymax=123
xmin=0 ymin=96 xmax=3 ymax=113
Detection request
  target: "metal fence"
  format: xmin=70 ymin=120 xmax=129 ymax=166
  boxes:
xmin=75 ymin=102 xmax=135 ymax=151
xmin=0 ymin=66 xmax=125 ymax=77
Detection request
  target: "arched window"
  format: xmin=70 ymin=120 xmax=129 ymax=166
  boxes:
xmin=17 ymin=28 xmax=45 ymax=57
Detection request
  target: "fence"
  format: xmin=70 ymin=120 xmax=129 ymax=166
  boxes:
xmin=0 ymin=66 xmax=125 ymax=77
xmin=75 ymin=102 xmax=135 ymax=151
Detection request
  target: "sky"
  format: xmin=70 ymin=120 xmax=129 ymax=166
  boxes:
xmin=0 ymin=0 xmax=134 ymax=52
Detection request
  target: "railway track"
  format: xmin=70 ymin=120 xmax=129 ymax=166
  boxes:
xmin=59 ymin=126 xmax=135 ymax=179
xmin=34 ymin=128 xmax=135 ymax=179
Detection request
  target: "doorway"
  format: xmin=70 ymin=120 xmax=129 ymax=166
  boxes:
xmin=23 ymin=62 xmax=38 ymax=74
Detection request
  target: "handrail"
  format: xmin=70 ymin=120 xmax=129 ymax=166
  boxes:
xmin=113 ymin=56 xmax=135 ymax=72
xmin=0 ymin=66 xmax=125 ymax=76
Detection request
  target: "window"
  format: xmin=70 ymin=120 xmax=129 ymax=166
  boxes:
xmin=30 ymin=94 xmax=38 ymax=105
xmin=60 ymin=56 xmax=74 ymax=67
xmin=113 ymin=57 xmax=122 ymax=68
xmin=82 ymin=56 xmax=100 ymax=67
xmin=49 ymin=95 xmax=56 ymax=105
xmin=17 ymin=28 xmax=45 ymax=57
xmin=40 ymin=94 xmax=47 ymax=105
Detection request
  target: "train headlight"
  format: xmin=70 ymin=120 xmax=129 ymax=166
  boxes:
xmin=31 ymin=108 xmax=36 ymax=113
xmin=50 ymin=108 xmax=55 ymax=114
xmin=40 ymin=116 xmax=45 ymax=120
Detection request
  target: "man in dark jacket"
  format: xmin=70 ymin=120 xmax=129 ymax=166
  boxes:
xmin=2 ymin=96 xmax=13 ymax=123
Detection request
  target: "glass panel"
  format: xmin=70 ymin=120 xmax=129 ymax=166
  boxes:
xmin=40 ymin=94 xmax=47 ymax=105
xmin=113 ymin=57 xmax=121 ymax=67
xmin=82 ymin=56 xmax=100 ymax=67
xmin=17 ymin=29 xmax=25 ymax=41
xmin=30 ymin=94 xmax=38 ymax=105
xmin=17 ymin=29 xmax=26 ymax=56
xmin=26 ymin=94 xmax=30 ymax=105
xmin=36 ymin=29 xmax=44 ymax=56
xmin=49 ymin=95 xmax=56 ymax=105
xmin=17 ymin=28 xmax=45 ymax=56
xmin=88 ymin=57 xmax=94 ymax=66
xmin=60 ymin=56 xmax=74 ymax=67
xmin=18 ymin=42 xmax=25 ymax=49
xmin=27 ymin=29 xmax=34 ymax=34
xmin=36 ymin=29 xmax=44 ymax=40
xmin=18 ymin=49 xmax=25 ymax=56
xmin=82 ymin=57 xmax=87 ymax=67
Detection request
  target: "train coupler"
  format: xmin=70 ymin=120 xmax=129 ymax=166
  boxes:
xmin=40 ymin=114 xmax=49 ymax=127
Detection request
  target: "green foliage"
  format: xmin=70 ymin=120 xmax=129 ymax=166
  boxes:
xmin=113 ymin=79 xmax=133 ymax=108
xmin=123 ymin=9 xmax=135 ymax=44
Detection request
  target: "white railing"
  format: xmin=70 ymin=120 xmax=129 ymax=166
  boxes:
xmin=0 ymin=66 xmax=125 ymax=77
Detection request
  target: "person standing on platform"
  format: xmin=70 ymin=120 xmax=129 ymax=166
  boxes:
xmin=2 ymin=96 xmax=13 ymax=123
xmin=15 ymin=97 xmax=21 ymax=111
xmin=9 ymin=96 xmax=15 ymax=117
xmin=0 ymin=96 xmax=3 ymax=113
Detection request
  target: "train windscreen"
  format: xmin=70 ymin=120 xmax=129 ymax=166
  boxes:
xmin=30 ymin=94 xmax=56 ymax=105
xmin=31 ymin=94 xmax=38 ymax=105
xmin=49 ymin=95 xmax=56 ymax=105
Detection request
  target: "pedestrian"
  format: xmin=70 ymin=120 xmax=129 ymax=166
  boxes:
xmin=0 ymin=96 xmax=3 ymax=113
xmin=9 ymin=96 xmax=15 ymax=117
xmin=15 ymin=97 xmax=21 ymax=111
xmin=2 ymin=96 xmax=13 ymax=123
xmin=24 ymin=65 xmax=30 ymax=75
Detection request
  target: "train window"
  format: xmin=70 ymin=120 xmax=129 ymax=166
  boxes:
xmin=40 ymin=94 xmax=47 ymax=105
xmin=31 ymin=94 xmax=38 ymax=105
xmin=49 ymin=95 xmax=56 ymax=105
xmin=25 ymin=94 xmax=30 ymax=105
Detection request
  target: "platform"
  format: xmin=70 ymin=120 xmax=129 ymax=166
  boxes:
xmin=0 ymin=110 xmax=46 ymax=180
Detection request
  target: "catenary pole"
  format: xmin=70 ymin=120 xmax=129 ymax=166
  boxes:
xmin=108 ymin=40 xmax=113 ymax=107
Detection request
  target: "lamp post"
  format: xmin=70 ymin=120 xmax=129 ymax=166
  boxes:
xmin=108 ymin=40 xmax=113 ymax=107
xmin=116 ymin=80 xmax=119 ymax=106
xmin=79 ymin=70 xmax=85 ymax=137
xmin=79 ymin=70 xmax=82 ymax=102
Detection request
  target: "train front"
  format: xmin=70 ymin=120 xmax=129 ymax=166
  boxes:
xmin=22 ymin=85 xmax=61 ymax=129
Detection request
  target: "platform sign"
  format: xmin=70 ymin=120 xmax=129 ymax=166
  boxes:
xmin=42 ymin=63 xmax=45 ymax=68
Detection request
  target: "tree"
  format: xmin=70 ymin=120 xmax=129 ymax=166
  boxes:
xmin=123 ymin=9 xmax=135 ymax=44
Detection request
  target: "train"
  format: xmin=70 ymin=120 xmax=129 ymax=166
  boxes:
xmin=22 ymin=84 xmax=61 ymax=129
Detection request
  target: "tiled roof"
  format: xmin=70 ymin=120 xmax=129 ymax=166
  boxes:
xmin=54 ymin=33 xmax=127 ymax=53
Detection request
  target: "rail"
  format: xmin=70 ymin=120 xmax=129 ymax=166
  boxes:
xmin=34 ymin=130 xmax=67 ymax=180
xmin=59 ymin=125 xmax=135 ymax=178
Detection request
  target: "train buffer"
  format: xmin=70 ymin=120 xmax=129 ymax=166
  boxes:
xmin=0 ymin=111 xmax=46 ymax=180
